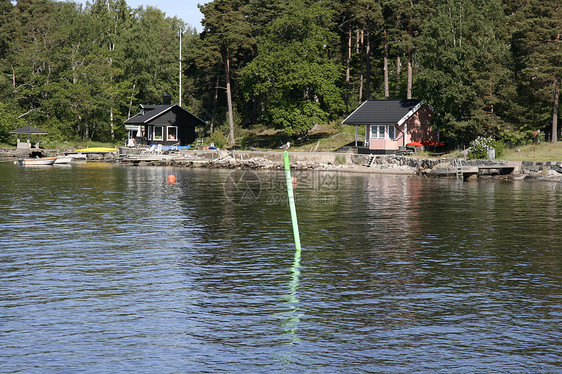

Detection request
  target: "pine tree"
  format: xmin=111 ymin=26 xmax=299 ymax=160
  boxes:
xmin=383 ymin=0 xmax=433 ymax=100
xmin=199 ymin=0 xmax=255 ymax=145
xmin=416 ymin=0 xmax=514 ymax=145
xmin=512 ymin=0 xmax=561 ymax=142
xmin=353 ymin=0 xmax=384 ymax=101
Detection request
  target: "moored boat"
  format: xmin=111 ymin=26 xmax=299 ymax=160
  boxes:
xmin=66 ymin=153 xmax=87 ymax=162
xmin=18 ymin=157 xmax=57 ymax=166
xmin=54 ymin=156 xmax=72 ymax=164
xmin=75 ymin=147 xmax=118 ymax=153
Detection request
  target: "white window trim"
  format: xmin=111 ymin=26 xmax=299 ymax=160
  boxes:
xmin=370 ymin=125 xmax=385 ymax=140
xmin=167 ymin=126 xmax=178 ymax=141
xmin=370 ymin=125 xmax=397 ymax=140
xmin=153 ymin=126 xmax=164 ymax=141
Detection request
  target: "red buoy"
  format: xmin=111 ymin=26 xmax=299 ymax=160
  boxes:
xmin=167 ymin=174 xmax=176 ymax=183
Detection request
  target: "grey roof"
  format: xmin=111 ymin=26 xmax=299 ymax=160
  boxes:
xmin=9 ymin=125 xmax=48 ymax=134
xmin=342 ymin=99 xmax=425 ymax=125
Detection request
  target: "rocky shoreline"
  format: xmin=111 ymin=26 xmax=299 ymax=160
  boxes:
xmin=2 ymin=147 xmax=562 ymax=182
xmin=116 ymin=149 xmax=562 ymax=182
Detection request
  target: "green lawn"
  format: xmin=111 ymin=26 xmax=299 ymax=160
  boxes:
xmin=498 ymin=142 xmax=562 ymax=162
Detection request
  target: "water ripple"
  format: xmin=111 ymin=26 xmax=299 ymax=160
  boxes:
xmin=0 ymin=164 xmax=561 ymax=372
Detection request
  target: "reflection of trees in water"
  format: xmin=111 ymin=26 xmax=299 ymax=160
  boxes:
xmin=169 ymin=168 xmax=561 ymax=347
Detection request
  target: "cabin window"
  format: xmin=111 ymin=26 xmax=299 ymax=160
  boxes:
xmin=371 ymin=125 xmax=395 ymax=140
xmin=167 ymin=126 xmax=178 ymax=141
xmin=388 ymin=125 xmax=396 ymax=140
xmin=153 ymin=126 xmax=163 ymax=141
xmin=370 ymin=125 xmax=385 ymax=139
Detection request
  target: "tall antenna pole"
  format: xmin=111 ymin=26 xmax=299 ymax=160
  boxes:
xmin=179 ymin=27 xmax=182 ymax=107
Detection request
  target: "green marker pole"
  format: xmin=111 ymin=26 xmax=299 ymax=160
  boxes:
xmin=283 ymin=151 xmax=301 ymax=251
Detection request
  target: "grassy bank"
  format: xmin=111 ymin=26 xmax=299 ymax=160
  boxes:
xmin=0 ymin=140 xmax=120 ymax=152
xmin=227 ymin=122 xmax=358 ymax=152
xmin=440 ymin=142 xmax=562 ymax=162
xmin=42 ymin=140 xmax=121 ymax=151
xmin=236 ymin=123 xmax=562 ymax=162
xmin=498 ymin=142 xmax=562 ymax=162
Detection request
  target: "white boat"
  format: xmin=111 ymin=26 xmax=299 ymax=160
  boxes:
xmin=54 ymin=156 xmax=72 ymax=164
xmin=66 ymin=153 xmax=87 ymax=162
xmin=18 ymin=157 xmax=57 ymax=166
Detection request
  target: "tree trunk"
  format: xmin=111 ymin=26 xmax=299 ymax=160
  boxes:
xmin=110 ymin=106 xmax=114 ymax=141
xmin=396 ymin=56 xmax=401 ymax=96
xmin=211 ymin=74 xmax=219 ymax=133
xmin=552 ymin=78 xmax=559 ymax=143
xmin=345 ymin=27 xmax=352 ymax=113
xmin=358 ymin=29 xmax=364 ymax=102
xmin=128 ymin=83 xmax=136 ymax=119
xmin=365 ymin=31 xmax=371 ymax=100
xmin=179 ymin=29 xmax=182 ymax=107
xmin=225 ymin=48 xmax=235 ymax=145
xmin=384 ymin=30 xmax=389 ymax=99
xmin=407 ymin=48 xmax=413 ymax=99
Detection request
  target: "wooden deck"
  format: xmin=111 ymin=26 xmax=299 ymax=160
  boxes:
xmin=460 ymin=163 xmax=518 ymax=179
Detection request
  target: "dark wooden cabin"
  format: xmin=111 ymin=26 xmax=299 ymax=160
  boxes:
xmin=124 ymin=94 xmax=205 ymax=147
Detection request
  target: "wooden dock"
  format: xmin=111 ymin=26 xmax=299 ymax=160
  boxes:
xmin=458 ymin=162 xmax=519 ymax=180
xmin=433 ymin=161 xmax=521 ymax=180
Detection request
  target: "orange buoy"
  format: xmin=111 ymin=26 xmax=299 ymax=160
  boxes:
xmin=167 ymin=174 xmax=176 ymax=183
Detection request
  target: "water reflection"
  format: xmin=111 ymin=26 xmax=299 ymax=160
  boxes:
xmin=1 ymin=162 xmax=561 ymax=373
xmin=276 ymin=248 xmax=303 ymax=346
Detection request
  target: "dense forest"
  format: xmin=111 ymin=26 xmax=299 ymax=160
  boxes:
xmin=0 ymin=0 xmax=560 ymax=148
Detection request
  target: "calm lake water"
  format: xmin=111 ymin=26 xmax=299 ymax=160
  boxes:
xmin=1 ymin=160 xmax=561 ymax=373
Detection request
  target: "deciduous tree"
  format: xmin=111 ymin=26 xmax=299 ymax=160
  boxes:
xmin=241 ymin=0 xmax=344 ymax=136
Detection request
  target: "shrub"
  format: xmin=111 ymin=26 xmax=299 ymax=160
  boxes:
xmin=208 ymin=129 xmax=228 ymax=149
xmin=335 ymin=154 xmax=347 ymax=165
xmin=468 ymin=136 xmax=504 ymax=159
xmin=500 ymin=130 xmax=528 ymax=146
xmin=240 ymin=131 xmax=257 ymax=149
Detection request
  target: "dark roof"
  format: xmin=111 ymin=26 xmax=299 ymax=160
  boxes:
xmin=343 ymin=99 xmax=425 ymax=125
xmin=124 ymin=104 xmax=205 ymax=125
xmin=124 ymin=105 xmax=174 ymax=124
xmin=9 ymin=125 xmax=48 ymax=134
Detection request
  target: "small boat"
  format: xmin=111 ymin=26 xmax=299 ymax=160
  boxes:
xmin=54 ymin=156 xmax=72 ymax=164
xmin=75 ymin=147 xmax=118 ymax=153
xmin=18 ymin=157 xmax=57 ymax=166
xmin=66 ymin=153 xmax=87 ymax=162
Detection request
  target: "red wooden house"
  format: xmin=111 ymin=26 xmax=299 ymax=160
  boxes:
xmin=343 ymin=99 xmax=438 ymax=153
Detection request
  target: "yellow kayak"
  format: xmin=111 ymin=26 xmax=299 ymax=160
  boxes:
xmin=75 ymin=147 xmax=118 ymax=153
